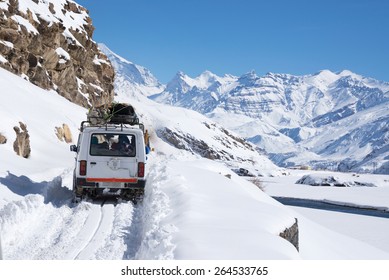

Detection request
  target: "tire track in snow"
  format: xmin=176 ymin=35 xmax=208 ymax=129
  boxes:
xmin=65 ymin=203 xmax=103 ymax=259
xmin=75 ymin=204 xmax=115 ymax=259
xmin=66 ymin=202 xmax=107 ymax=260
xmin=95 ymin=200 xmax=135 ymax=260
xmin=1 ymin=171 xmax=136 ymax=260
xmin=67 ymin=199 xmax=134 ymax=260
xmin=1 ymin=156 xmax=176 ymax=260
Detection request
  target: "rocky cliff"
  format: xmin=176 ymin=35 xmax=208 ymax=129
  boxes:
xmin=0 ymin=0 xmax=114 ymax=107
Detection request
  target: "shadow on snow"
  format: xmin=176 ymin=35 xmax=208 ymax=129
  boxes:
xmin=0 ymin=172 xmax=73 ymax=207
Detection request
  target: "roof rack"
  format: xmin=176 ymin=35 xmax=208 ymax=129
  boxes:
xmin=80 ymin=118 xmax=144 ymax=133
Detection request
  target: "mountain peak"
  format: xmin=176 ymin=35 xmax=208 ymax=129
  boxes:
xmin=314 ymin=69 xmax=336 ymax=77
xmin=200 ymin=69 xmax=214 ymax=75
xmin=243 ymin=70 xmax=258 ymax=78
xmin=165 ymin=71 xmax=193 ymax=93
xmin=98 ymin=43 xmax=131 ymax=65
xmin=337 ymin=70 xmax=362 ymax=79
xmin=305 ymin=69 xmax=339 ymax=86
xmin=338 ymin=69 xmax=355 ymax=76
xmin=176 ymin=70 xmax=186 ymax=77
xmin=198 ymin=70 xmax=215 ymax=79
xmin=98 ymin=43 xmax=163 ymax=98
xmin=195 ymin=70 xmax=221 ymax=88
xmin=170 ymin=71 xmax=191 ymax=82
xmin=237 ymin=70 xmax=258 ymax=84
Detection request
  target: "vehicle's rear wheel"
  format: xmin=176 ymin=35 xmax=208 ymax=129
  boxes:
xmin=121 ymin=188 xmax=144 ymax=203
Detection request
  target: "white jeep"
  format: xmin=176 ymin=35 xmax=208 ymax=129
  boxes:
xmin=70 ymin=120 xmax=148 ymax=202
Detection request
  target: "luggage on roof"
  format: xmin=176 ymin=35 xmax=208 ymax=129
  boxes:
xmin=88 ymin=103 xmax=139 ymax=125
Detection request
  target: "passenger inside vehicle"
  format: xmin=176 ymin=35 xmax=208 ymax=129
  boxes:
xmin=90 ymin=133 xmax=135 ymax=157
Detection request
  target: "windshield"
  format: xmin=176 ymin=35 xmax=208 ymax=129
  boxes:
xmin=90 ymin=133 xmax=136 ymax=157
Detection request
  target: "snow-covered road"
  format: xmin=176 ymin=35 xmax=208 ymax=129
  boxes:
xmin=0 ymin=194 xmax=136 ymax=259
xmin=0 ymin=155 xmax=181 ymax=260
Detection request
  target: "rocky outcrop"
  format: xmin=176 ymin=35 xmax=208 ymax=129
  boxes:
xmin=158 ymin=127 xmax=225 ymax=160
xmin=279 ymin=218 xmax=299 ymax=251
xmin=157 ymin=118 xmax=264 ymax=164
xmin=55 ymin=123 xmax=72 ymax=143
xmin=0 ymin=0 xmax=115 ymax=108
xmin=157 ymin=124 xmax=258 ymax=163
xmin=13 ymin=121 xmax=31 ymax=158
xmin=0 ymin=133 xmax=7 ymax=144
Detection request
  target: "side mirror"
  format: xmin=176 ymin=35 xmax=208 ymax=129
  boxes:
xmin=70 ymin=145 xmax=78 ymax=152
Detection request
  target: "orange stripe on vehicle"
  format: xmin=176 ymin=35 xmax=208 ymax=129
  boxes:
xmin=86 ymin=178 xmax=138 ymax=183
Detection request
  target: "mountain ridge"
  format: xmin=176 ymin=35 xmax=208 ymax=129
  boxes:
xmin=97 ymin=44 xmax=389 ymax=174
xmin=147 ymin=67 xmax=389 ymax=174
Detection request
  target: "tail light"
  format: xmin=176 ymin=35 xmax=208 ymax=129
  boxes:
xmin=138 ymin=162 xmax=145 ymax=177
xmin=80 ymin=160 xmax=87 ymax=176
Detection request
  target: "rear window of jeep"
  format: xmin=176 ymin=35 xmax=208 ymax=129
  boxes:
xmin=89 ymin=133 xmax=136 ymax=157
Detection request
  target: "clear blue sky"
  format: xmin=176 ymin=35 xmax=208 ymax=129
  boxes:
xmin=76 ymin=0 xmax=389 ymax=83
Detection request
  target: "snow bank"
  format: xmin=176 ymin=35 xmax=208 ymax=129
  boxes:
xmin=138 ymin=157 xmax=300 ymax=259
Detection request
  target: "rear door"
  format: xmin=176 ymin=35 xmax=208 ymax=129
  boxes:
xmin=86 ymin=132 xmax=138 ymax=183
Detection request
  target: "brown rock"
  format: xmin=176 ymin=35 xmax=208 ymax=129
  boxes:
xmin=13 ymin=122 xmax=31 ymax=158
xmin=43 ymin=48 xmax=60 ymax=70
xmin=0 ymin=133 xmax=7 ymax=144
xmin=55 ymin=124 xmax=73 ymax=143
xmin=279 ymin=218 xmax=299 ymax=251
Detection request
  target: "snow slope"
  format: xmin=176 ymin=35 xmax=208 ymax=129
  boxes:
xmin=1 ymin=60 xmax=389 ymax=260
xmin=0 ymin=68 xmax=86 ymax=179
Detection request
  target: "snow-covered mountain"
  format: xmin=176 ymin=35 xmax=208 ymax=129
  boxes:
xmin=151 ymin=70 xmax=237 ymax=114
xmin=150 ymin=69 xmax=389 ymax=174
xmin=100 ymin=41 xmax=389 ymax=175
xmin=98 ymin=43 xmax=165 ymax=100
